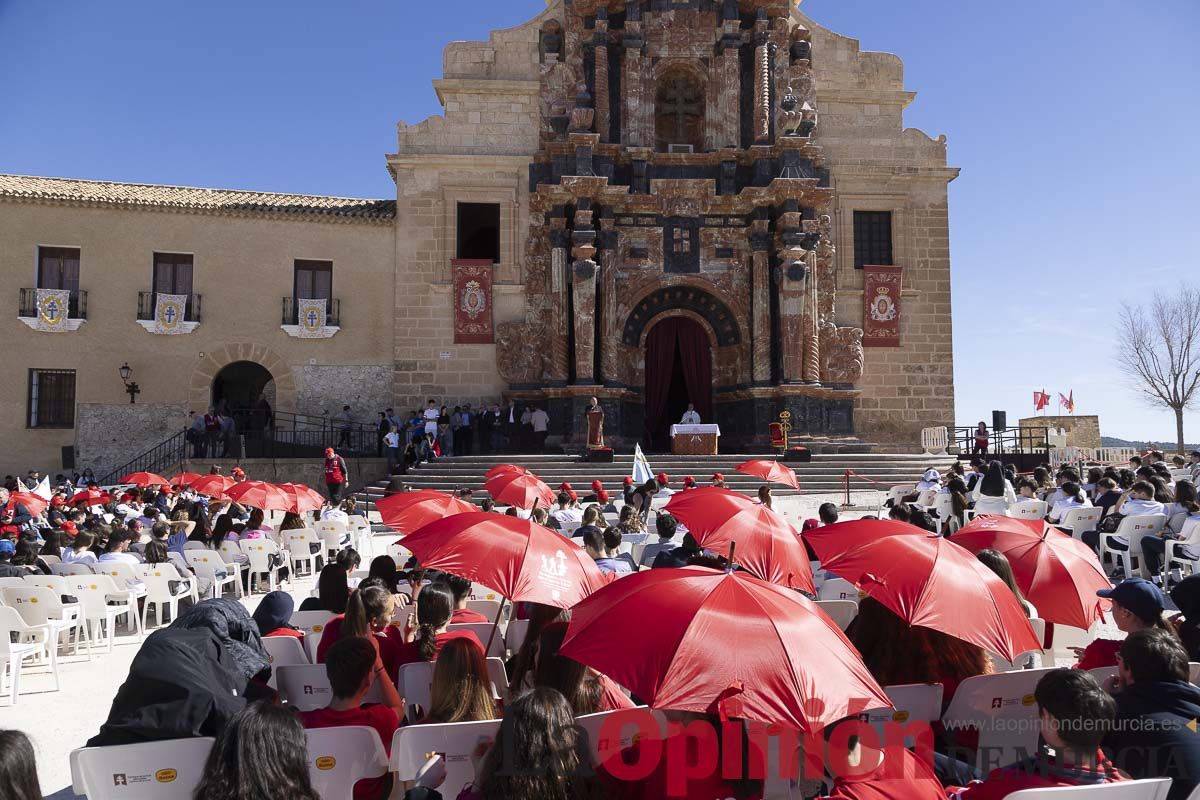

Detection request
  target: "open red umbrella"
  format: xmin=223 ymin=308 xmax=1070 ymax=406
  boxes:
xmin=276 ymin=483 xmax=327 ymax=515
xmin=378 ymin=490 xmax=476 ymax=535
xmin=10 ymin=492 xmax=49 ymax=517
xmin=484 ymin=464 xmax=533 ymax=481
xmin=188 ymin=474 xmax=235 ymax=498
xmin=952 ymin=515 xmax=1112 ymax=629
xmin=224 ymin=480 xmax=293 ymax=511
xmin=811 ymin=523 xmax=1041 ymax=660
xmin=169 ymin=472 xmax=203 ymax=488
xmin=68 ymin=489 xmax=114 ymax=507
xmin=801 ymin=518 xmax=928 ymax=561
xmin=119 ymin=472 xmax=170 ymax=488
xmin=664 ymin=487 xmax=815 ymax=593
xmin=560 ymin=566 xmax=891 ymax=732
xmin=484 ymin=471 xmax=556 ymax=510
xmin=401 ymin=512 xmax=609 ymax=607
xmin=734 ymin=459 xmax=800 ymax=490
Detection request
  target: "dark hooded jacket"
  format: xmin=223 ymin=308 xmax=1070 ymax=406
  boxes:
xmin=1105 ymin=679 xmax=1200 ymax=800
xmin=170 ymin=597 xmax=269 ymax=679
xmin=1171 ymin=575 xmax=1200 ymax=662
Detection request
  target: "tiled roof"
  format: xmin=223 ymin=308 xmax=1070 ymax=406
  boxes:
xmin=0 ymin=174 xmax=396 ymax=223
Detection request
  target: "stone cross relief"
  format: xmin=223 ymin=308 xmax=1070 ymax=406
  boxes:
xmin=659 ymin=77 xmax=702 ymax=143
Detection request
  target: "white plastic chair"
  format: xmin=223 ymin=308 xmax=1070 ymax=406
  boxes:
xmin=304 ymin=725 xmax=390 ymax=800
xmin=276 ymin=663 xmax=385 ymax=712
xmin=54 ymin=562 xmax=96 ymax=576
xmin=1088 ymin=666 xmax=1119 ymax=688
xmin=400 ymin=656 xmax=509 ymax=721
xmin=814 ymin=600 xmax=858 ymax=631
xmin=2 ymin=584 xmax=85 ymax=657
xmin=990 ymin=618 xmax=1047 ymax=671
xmin=932 ymin=492 xmax=958 ymax=535
xmin=136 ymin=563 xmax=192 ymax=628
xmin=817 ymin=577 xmax=862 ymax=603
xmin=446 ymin=623 xmax=506 ymax=658
xmin=185 ymin=550 xmax=241 ymax=599
xmin=263 ymin=635 xmax=311 ymax=689
xmin=1165 ymin=519 xmax=1200 ymax=577
xmin=858 ymin=683 xmax=944 ymax=743
xmin=94 ymin=562 xmax=150 ymax=629
xmin=70 ymin=737 xmax=214 ymax=799
xmin=575 ymin=706 xmax=662 ymax=765
xmin=0 ymin=605 xmax=49 ymax=705
xmin=316 ymin=519 xmax=349 ymax=560
xmin=0 ymin=576 xmax=27 ymax=589
xmin=465 ymin=599 xmax=505 ymax=623
xmin=216 ymin=540 xmax=249 ymax=584
xmin=941 ymin=667 xmax=1058 ymax=772
xmin=391 ymin=719 xmax=503 ymax=800
xmin=69 ymin=575 xmax=136 ymax=653
xmin=290 ymin=609 xmax=337 ymax=662
xmin=1045 ymin=623 xmax=1096 ymax=665
xmin=879 ymin=484 xmax=915 ymax=516
xmin=40 ymin=554 xmax=61 ymax=567
xmin=1060 ymin=507 xmax=1103 ymax=540
xmin=388 ymin=542 xmax=413 ymax=568
xmin=505 ymin=618 xmax=531 ymax=654
xmin=286 ymin=529 xmax=321 ymax=577
xmin=1102 ymin=515 xmax=1167 ymax=578
xmin=241 ymin=539 xmax=284 ymax=593
xmin=347 ymin=514 xmax=372 ymax=553
xmin=1003 ymin=778 xmax=1172 ymax=798
xmin=468 ymin=585 xmax=503 ymax=602
xmin=22 ymin=573 xmax=87 ymax=639
xmin=1009 ymin=500 xmax=1048 ymax=520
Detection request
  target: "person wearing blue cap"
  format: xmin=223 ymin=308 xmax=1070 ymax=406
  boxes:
xmin=1074 ymin=578 xmax=1179 ymax=670
xmin=0 ymin=538 xmax=26 ymax=577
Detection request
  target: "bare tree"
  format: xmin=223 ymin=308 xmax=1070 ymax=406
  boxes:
xmin=1116 ymin=286 xmax=1200 ymax=453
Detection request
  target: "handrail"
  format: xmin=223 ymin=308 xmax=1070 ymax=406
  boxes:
xmin=99 ymin=429 xmax=188 ymax=485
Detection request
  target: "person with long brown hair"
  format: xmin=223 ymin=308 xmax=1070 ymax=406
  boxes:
xmin=395 ymin=581 xmax=483 ymax=667
xmin=420 ymin=637 xmax=497 ymax=724
xmin=976 ymin=549 xmax=1036 ymax=618
xmin=315 ymin=581 xmax=405 ymax=680
xmin=847 ymin=596 xmax=992 ymax=712
xmin=533 ymin=621 xmax=633 ymax=715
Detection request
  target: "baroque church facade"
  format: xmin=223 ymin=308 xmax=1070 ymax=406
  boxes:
xmin=0 ymin=0 xmax=956 ymax=474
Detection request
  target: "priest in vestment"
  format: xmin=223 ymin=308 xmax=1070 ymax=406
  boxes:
xmin=585 ymin=396 xmax=605 ymax=449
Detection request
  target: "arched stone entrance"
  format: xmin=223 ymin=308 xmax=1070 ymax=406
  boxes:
xmin=188 ymin=342 xmax=295 ymax=415
xmin=211 ymin=361 xmax=274 ymax=415
xmin=643 ymin=315 xmax=713 ymax=451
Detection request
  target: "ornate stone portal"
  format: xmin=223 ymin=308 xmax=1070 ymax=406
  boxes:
xmin=495 ymin=0 xmax=868 ymax=448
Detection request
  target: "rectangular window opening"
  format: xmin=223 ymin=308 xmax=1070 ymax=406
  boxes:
xmin=456 ymin=202 xmax=501 ymax=263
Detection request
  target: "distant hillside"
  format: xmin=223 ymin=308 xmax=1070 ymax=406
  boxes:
xmin=1102 ymin=436 xmax=1199 ymax=452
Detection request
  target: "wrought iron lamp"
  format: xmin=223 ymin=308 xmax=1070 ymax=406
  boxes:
xmin=119 ymin=362 xmax=141 ymax=404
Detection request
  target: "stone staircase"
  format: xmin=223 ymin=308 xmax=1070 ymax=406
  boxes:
xmin=350 ymin=452 xmax=955 ymax=531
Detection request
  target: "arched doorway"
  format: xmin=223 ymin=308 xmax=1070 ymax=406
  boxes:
xmin=211 ymin=361 xmax=274 ymax=417
xmin=644 ymin=316 xmax=713 ymax=451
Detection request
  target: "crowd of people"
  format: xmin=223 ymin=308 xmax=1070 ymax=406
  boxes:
xmin=376 ymin=401 xmax=552 ymax=471
xmin=6 ymin=448 xmax=1200 ymax=799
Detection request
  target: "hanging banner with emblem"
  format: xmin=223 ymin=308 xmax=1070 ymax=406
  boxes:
xmin=296 ymin=298 xmax=327 ymax=338
xmin=33 ymin=288 xmax=71 ymax=332
xmin=452 ymin=259 xmax=494 ymax=344
xmin=153 ymin=293 xmax=189 ymax=334
xmin=862 ymin=265 xmax=903 ymax=348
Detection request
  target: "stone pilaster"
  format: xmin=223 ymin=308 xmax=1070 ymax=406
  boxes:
xmin=570 ymin=200 xmax=598 ymax=384
xmin=716 ymin=14 xmax=742 ymax=150
xmin=750 ymin=221 xmax=772 ymax=384
xmin=776 ymin=204 xmax=811 ymax=383
xmin=598 ymin=219 xmax=619 ymax=383
xmin=593 ymin=10 xmax=610 ymax=143
xmin=621 ymin=7 xmax=649 ymax=148
xmin=550 ymin=222 xmax=572 ymax=382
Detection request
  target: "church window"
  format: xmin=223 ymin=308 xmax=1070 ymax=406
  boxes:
xmin=27 ymin=368 xmax=75 ymax=429
xmin=853 ymin=211 xmax=893 ymax=269
xmin=655 ymin=70 xmax=705 ymax=152
xmin=457 ymin=202 xmax=501 ymax=263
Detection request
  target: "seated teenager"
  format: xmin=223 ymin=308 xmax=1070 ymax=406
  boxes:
xmin=651 ymin=531 xmax=702 ymax=569
xmin=533 ymin=621 xmax=634 ymax=715
xmin=582 ymin=527 xmax=632 ymax=575
xmin=446 ymin=573 xmax=488 ymax=624
xmin=299 ymin=637 xmax=405 ymax=800
xmin=604 ymin=527 xmax=638 ymax=573
xmin=972 ymin=460 xmax=1016 ymax=516
xmin=571 ymin=504 xmax=605 ymax=540
xmin=418 ymin=637 xmax=497 ymax=724
xmin=298 ymin=562 xmax=351 ymax=613
xmin=251 ymin=591 xmax=304 ymax=639
xmin=1104 ymin=628 xmax=1200 ymax=799
xmin=394 ymin=581 xmax=484 ymax=668
xmin=949 ymin=669 xmax=1127 ymax=797
xmin=194 ymin=701 xmax=322 ymax=800
xmin=549 ymin=491 xmax=583 ymax=530
xmin=1013 ymin=478 xmax=1040 ymax=505
xmin=1048 ymin=480 xmax=1091 ymax=524
xmin=367 ymin=555 xmax=402 ymax=594
xmin=1093 ymin=477 xmax=1123 ymax=519
xmin=639 ymin=512 xmax=679 ymax=568
xmin=1088 ymin=480 xmax=1168 ymax=555
xmin=316 ymin=582 xmax=406 ymax=681
xmin=506 ymin=603 xmax=570 ymax=695
xmin=1074 ymin=577 xmax=1177 ymax=669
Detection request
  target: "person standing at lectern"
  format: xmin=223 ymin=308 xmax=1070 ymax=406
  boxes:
xmin=680 ymin=404 xmax=701 ymax=425
xmin=585 ymin=396 xmax=605 ymax=450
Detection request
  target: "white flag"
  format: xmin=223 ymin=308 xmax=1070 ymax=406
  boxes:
xmin=632 ymin=443 xmax=655 ymax=486
xmin=32 ymin=476 xmax=51 ymax=500
xmin=33 ymin=288 xmax=71 ymax=331
xmin=296 ymin=298 xmax=328 ymax=338
xmin=153 ymin=292 xmax=189 ymax=334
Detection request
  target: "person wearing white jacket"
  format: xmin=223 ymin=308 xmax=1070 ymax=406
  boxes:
xmin=972 ymin=460 xmax=1016 ymax=516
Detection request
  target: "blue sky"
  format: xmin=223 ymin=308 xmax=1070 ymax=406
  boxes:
xmin=1 ymin=1 xmax=1197 ymax=442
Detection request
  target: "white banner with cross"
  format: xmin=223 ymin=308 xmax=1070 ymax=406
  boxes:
xmin=153 ymin=293 xmax=189 ymax=334
xmin=33 ymin=288 xmax=71 ymax=331
xmin=296 ymin=298 xmax=328 ymax=338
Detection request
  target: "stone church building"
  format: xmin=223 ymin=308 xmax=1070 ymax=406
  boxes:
xmin=0 ymin=0 xmax=957 ymax=475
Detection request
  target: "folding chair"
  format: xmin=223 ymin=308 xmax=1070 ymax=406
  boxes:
xmin=290 ymin=610 xmax=337 ymax=663
xmin=1102 ymin=515 xmax=1167 ymax=578
xmin=391 ymin=719 xmax=503 ymax=800
xmin=858 ymin=683 xmax=944 ymax=743
xmin=0 ymin=605 xmax=50 ymax=705
xmin=241 ymin=539 xmax=284 ymax=593
xmin=185 ymin=550 xmax=241 ymax=599
xmin=263 ymin=635 xmax=310 ymax=688
xmin=1009 ymin=501 xmax=1048 ymax=520
xmin=304 ymin=726 xmax=389 ymax=800
xmin=70 ymin=737 xmax=214 ymax=799
xmin=817 ymin=577 xmax=862 ymax=603
xmin=814 ymin=600 xmax=858 ymax=631
xmin=1002 ymin=778 xmax=1172 ymax=798
xmin=286 ymin=529 xmax=321 ymax=577
xmin=575 ymin=706 xmax=660 ymax=765
xmin=941 ymin=667 xmax=1058 ymax=772
xmin=69 ymin=575 xmax=136 ymax=653
xmin=1060 ymin=507 xmax=1102 ymax=541
xmin=2 ymin=584 xmax=84 ymax=657
xmin=447 ymin=623 xmax=506 ymax=658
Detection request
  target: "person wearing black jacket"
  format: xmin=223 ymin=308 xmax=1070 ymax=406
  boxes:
xmin=1104 ymin=627 xmax=1200 ymax=800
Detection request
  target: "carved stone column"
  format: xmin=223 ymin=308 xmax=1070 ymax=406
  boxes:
xmin=598 ymin=218 xmax=619 ymax=383
xmin=716 ymin=6 xmax=742 ymax=150
xmin=752 ymin=11 xmax=772 ymax=145
xmin=550 ymin=219 xmax=572 ymax=382
xmin=776 ymin=204 xmax=812 ymax=383
xmin=750 ymin=220 xmax=772 ymax=384
xmin=593 ymin=10 xmax=610 ymax=142
xmin=801 ymin=218 xmax=822 ymax=383
xmin=571 ymin=200 xmax=598 ymax=384
xmin=621 ymin=5 xmax=649 ymax=148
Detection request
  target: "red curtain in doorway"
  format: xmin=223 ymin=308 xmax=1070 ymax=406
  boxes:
xmin=645 ymin=317 xmax=713 ymax=434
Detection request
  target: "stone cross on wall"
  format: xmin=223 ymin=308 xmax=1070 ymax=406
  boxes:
xmin=660 ymin=77 xmax=702 ymax=143
xmin=306 ymin=310 xmax=319 ymax=328
xmin=45 ymin=300 xmax=60 ymax=321
xmin=163 ymin=305 xmax=176 ymax=325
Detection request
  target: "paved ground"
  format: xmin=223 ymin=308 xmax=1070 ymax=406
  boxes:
xmin=3 ymin=490 xmax=1116 ymax=798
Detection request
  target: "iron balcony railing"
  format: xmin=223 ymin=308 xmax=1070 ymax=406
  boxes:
xmin=136 ymin=292 xmax=202 ymax=322
xmin=18 ymin=288 xmax=88 ymax=320
xmin=231 ymin=407 xmax=375 ymax=459
xmin=951 ymin=426 xmax=1051 ymax=456
xmin=282 ymin=297 xmax=340 ymax=327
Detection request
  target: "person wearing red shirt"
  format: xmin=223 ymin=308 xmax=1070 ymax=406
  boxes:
xmin=826 ymin=742 xmax=945 ymax=800
xmin=392 ymin=581 xmax=484 ymax=670
xmin=1074 ymin=578 xmax=1172 ymax=670
xmin=251 ymin=590 xmax=304 ymax=640
xmin=445 ymin=573 xmax=489 ymax=624
xmin=947 ymin=669 xmax=1129 ymax=798
xmin=316 ymin=582 xmax=406 ymax=682
xmin=299 ymin=636 xmax=405 ymax=800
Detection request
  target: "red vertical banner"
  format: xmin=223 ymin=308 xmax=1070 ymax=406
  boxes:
xmin=452 ymin=259 xmax=494 ymax=344
xmin=862 ymin=265 xmax=903 ymax=347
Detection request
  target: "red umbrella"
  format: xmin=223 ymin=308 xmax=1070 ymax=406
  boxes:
xmin=952 ymin=515 xmax=1112 ymax=629
xmin=734 ymin=459 xmax=800 ymax=490
xmin=560 ymin=566 xmax=891 ymax=732
xmin=188 ymin=474 xmax=235 ymax=498
xmin=801 ymin=518 xmax=928 ymax=560
xmin=169 ymin=472 xmax=203 ymax=488
xmin=401 ymin=512 xmax=608 ymax=608
xmin=378 ymin=490 xmax=476 ymax=534
xmin=664 ymin=487 xmax=815 ymax=593
xmin=810 ymin=523 xmax=1041 ymax=660
xmin=118 ymin=472 xmax=170 ymax=488
xmin=484 ymin=464 xmax=532 ymax=481
xmin=68 ymin=489 xmax=114 ymax=507
xmin=484 ymin=471 xmax=556 ymax=510
xmin=276 ymin=483 xmax=327 ymax=515
xmin=224 ymin=480 xmax=293 ymax=511
xmin=10 ymin=492 xmax=49 ymax=517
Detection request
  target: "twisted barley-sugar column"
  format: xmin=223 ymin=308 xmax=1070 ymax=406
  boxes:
xmin=803 ymin=252 xmax=821 ymax=383
xmin=593 ymin=32 xmax=609 ymax=142
xmin=754 ymin=40 xmax=772 ymax=143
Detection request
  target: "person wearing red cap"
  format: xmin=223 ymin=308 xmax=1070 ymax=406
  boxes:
xmin=711 ymin=473 xmax=726 ymax=488
xmin=558 ymin=482 xmax=579 ymax=505
xmin=621 ymin=476 xmax=636 ymax=505
xmin=682 ymin=476 xmax=696 ymax=490
xmin=323 ymin=448 xmax=349 ymax=502
xmin=655 ymin=473 xmax=674 ymax=499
